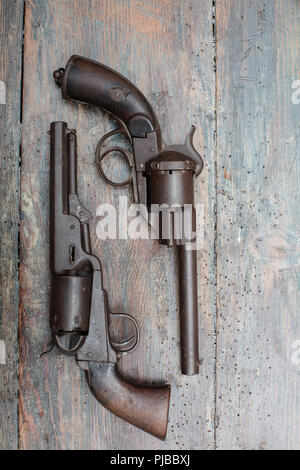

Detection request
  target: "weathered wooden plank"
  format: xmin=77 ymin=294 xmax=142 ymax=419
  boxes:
xmin=216 ymin=0 xmax=300 ymax=449
xmin=19 ymin=0 xmax=216 ymax=449
xmin=0 ymin=0 xmax=24 ymax=450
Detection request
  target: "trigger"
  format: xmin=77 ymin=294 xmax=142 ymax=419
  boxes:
xmin=115 ymin=118 xmax=132 ymax=141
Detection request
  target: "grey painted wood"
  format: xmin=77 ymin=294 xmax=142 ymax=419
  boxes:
xmin=4 ymin=0 xmax=298 ymax=450
xmin=216 ymin=0 xmax=300 ymax=449
xmin=19 ymin=0 xmax=216 ymax=449
xmin=0 ymin=0 xmax=24 ymax=450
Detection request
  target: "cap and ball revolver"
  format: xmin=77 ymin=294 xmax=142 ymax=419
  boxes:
xmin=50 ymin=55 xmax=204 ymax=437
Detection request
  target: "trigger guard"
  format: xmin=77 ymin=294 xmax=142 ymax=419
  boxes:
xmin=97 ymin=146 xmax=134 ymax=187
xmin=95 ymin=121 xmax=135 ymax=187
xmin=108 ymin=312 xmax=140 ymax=355
xmin=53 ymin=333 xmax=87 ymax=355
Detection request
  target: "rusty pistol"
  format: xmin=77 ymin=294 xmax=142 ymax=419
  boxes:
xmin=50 ymin=121 xmax=170 ymax=439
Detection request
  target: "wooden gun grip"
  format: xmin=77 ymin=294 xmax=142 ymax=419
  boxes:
xmin=54 ymin=55 xmax=159 ymax=138
xmin=86 ymin=362 xmax=170 ymax=440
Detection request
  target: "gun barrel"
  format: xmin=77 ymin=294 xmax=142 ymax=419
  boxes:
xmin=178 ymin=246 xmax=199 ymax=375
xmin=146 ymin=151 xmax=200 ymax=375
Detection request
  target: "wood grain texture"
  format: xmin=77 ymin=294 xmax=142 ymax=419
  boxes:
xmin=216 ymin=0 xmax=300 ymax=449
xmin=0 ymin=0 xmax=24 ymax=450
xmin=2 ymin=0 xmax=300 ymax=451
xmin=19 ymin=0 xmax=216 ymax=449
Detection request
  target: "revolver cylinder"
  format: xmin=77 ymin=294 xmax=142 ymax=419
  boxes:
xmin=51 ymin=275 xmax=91 ymax=337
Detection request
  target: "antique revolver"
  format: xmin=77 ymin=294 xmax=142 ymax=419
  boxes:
xmin=53 ymin=56 xmax=204 ymax=375
xmin=50 ymin=121 xmax=170 ymax=439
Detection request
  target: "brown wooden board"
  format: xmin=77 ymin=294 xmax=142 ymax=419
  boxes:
xmin=2 ymin=0 xmax=300 ymax=451
xmin=0 ymin=0 xmax=24 ymax=450
xmin=19 ymin=0 xmax=216 ymax=449
xmin=216 ymin=0 xmax=300 ymax=449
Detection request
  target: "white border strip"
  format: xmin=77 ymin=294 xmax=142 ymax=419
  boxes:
xmin=0 ymin=80 xmax=6 ymax=104
xmin=0 ymin=340 xmax=6 ymax=364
